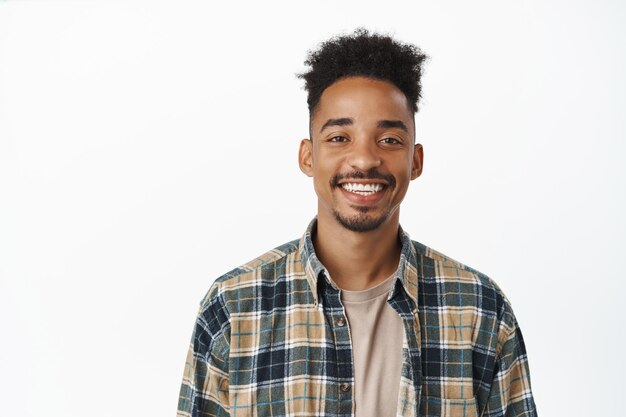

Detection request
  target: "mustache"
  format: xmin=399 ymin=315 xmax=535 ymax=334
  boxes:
xmin=330 ymin=168 xmax=396 ymax=188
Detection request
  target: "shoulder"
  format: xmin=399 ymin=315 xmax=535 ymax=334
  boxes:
xmin=198 ymin=239 xmax=301 ymax=313
xmin=411 ymin=240 xmax=515 ymax=323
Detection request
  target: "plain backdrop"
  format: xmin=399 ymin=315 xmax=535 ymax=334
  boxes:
xmin=1 ymin=1 xmax=624 ymax=416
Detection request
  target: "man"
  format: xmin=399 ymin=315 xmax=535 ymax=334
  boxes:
xmin=177 ymin=29 xmax=537 ymax=417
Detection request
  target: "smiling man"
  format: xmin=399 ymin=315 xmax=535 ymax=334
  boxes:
xmin=177 ymin=29 xmax=537 ymax=417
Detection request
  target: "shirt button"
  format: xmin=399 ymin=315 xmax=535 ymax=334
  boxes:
xmin=336 ymin=317 xmax=346 ymax=327
xmin=340 ymin=383 xmax=351 ymax=392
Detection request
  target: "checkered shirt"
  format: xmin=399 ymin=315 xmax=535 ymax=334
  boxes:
xmin=177 ymin=218 xmax=537 ymax=417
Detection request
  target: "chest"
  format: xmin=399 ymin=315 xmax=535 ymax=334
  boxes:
xmin=226 ymin=301 xmax=483 ymax=417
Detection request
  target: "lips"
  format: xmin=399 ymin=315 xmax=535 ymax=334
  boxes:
xmin=340 ymin=182 xmax=385 ymax=195
xmin=330 ymin=170 xmax=395 ymax=206
xmin=338 ymin=181 xmax=388 ymax=206
xmin=331 ymin=169 xmax=395 ymax=189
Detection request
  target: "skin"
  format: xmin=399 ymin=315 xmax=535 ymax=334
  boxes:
xmin=298 ymin=76 xmax=424 ymax=291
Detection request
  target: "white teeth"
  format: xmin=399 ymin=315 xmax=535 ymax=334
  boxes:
xmin=341 ymin=183 xmax=384 ymax=194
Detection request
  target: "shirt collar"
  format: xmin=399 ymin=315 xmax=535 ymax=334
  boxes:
xmin=298 ymin=217 xmax=419 ymax=309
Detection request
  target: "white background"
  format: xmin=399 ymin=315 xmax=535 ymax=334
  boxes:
xmin=1 ymin=1 xmax=624 ymax=416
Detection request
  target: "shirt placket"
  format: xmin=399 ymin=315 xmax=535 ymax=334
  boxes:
xmin=319 ymin=273 xmax=355 ymax=417
xmin=388 ymin=280 xmax=423 ymax=416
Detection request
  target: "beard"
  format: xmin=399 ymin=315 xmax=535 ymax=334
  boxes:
xmin=332 ymin=206 xmax=391 ymax=232
xmin=329 ymin=168 xmax=396 ymax=233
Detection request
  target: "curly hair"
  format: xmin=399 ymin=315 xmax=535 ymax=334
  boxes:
xmin=298 ymin=28 xmax=428 ymax=115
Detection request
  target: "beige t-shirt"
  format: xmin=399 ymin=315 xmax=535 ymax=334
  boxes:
xmin=338 ymin=274 xmax=404 ymax=417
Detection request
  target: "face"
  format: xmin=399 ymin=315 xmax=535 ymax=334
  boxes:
xmin=299 ymin=76 xmax=423 ymax=233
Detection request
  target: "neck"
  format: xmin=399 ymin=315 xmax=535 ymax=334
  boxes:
xmin=313 ymin=211 xmax=402 ymax=291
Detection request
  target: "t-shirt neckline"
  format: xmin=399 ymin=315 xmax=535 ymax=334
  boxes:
xmin=340 ymin=273 xmax=397 ymax=302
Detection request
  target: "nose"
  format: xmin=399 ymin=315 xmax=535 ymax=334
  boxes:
xmin=347 ymin=139 xmax=382 ymax=171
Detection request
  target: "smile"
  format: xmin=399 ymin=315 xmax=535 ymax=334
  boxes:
xmin=340 ymin=182 xmax=385 ymax=195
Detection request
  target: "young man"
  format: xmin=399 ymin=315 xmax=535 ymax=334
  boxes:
xmin=177 ymin=29 xmax=537 ymax=417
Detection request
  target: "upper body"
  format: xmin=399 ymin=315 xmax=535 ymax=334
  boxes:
xmin=177 ymin=218 xmax=536 ymax=417
xmin=177 ymin=29 xmax=537 ymax=416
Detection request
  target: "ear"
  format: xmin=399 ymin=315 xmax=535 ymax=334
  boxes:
xmin=410 ymin=143 xmax=424 ymax=180
xmin=298 ymin=139 xmax=314 ymax=177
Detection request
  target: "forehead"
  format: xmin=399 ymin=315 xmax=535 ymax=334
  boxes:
xmin=312 ymin=76 xmax=414 ymax=129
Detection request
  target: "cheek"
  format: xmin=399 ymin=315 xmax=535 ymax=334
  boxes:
xmin=311 ymin=154 xmax=336 ymax=180
xmin=311 ymin=167 xmax=330 ymax=192
xmin=390 ymin=155 xmax=414 ymax=180
xmin=312 ymin=177 xmax=324 ymax=194
xmin=311 ymin=159 xmax=339 ymax=199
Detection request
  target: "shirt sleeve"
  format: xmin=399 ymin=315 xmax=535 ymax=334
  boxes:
xmin=177 ymin=297 xmax=231 ymax=417
xmin=482 ymin=309 xmax=538 ymax=417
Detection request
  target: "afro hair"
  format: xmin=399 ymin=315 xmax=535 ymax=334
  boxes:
xmin=298 ymin=28 xmax=428 ymax=115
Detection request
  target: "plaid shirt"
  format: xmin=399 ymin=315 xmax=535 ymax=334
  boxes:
xmin=177 ymin=219 xmax=537 ymax=417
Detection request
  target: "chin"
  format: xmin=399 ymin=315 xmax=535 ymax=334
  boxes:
xmin=333 ymin=210 xmax=390 ymax=233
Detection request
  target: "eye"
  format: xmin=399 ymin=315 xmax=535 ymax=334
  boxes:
xmin=329 ymin=136 xmax=348 ymax=143
xmin=380 ymin=137 xmax=401 ymax=145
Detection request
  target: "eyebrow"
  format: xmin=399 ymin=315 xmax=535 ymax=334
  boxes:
xmin=320 ymin=117 xmax=409 ymax=133
xmin=377 ymin=120 xmax=409 ymax=132
xmin=320 ymin=118 xmax=353 ymax=132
